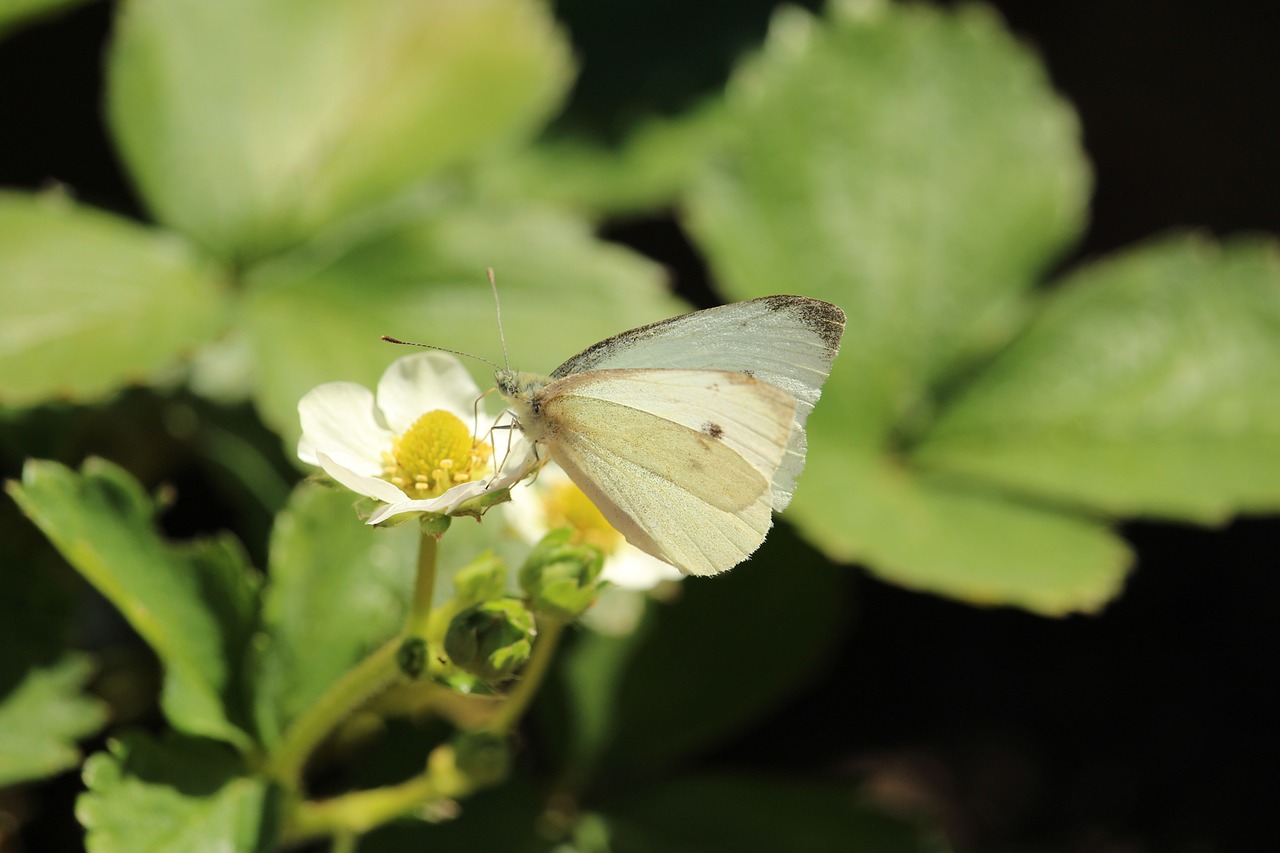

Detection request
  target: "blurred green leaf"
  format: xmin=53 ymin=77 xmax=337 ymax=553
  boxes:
xmin=242 ymin=199 xmax=683 ymax=443
xmin=577 ymin=527 xmax=849 ymax=782
xmin=917 ymin=235 xmax=1280 ymax=523
xmin=79 ymin=732 xmax=273 ymax=853
xmin=812 ymin=453 xmax=1132 ymax=614
xmin=107 ymin=0 xmax=574 ymax=260
xmin=0 ymin=0 xmax=91 ymax=40
xmin=0 ymin=192 xmax=230 ymax=407
xmin=253 ymin=482 xmax=417 ymax=745
xmin=681 ymin=2 xmax=1119 ymax=612
xmin=476 ymin=104 xmax=728 ymax=217
xmin=7 ymin=458 xmax=258 ymax=748
xmin=0 ymin=496 xmax=79 ymax=689
xmin=0 ymin=654 xmax=107 ymax=787
xmin=686 ymin=1 xmax=1089 ymax=448
xmin=604 ymin=773 xmax=950 ymax=853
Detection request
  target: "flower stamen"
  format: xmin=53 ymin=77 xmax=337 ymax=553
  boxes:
xmin=383 ymin=409 xmax=493 ymax=499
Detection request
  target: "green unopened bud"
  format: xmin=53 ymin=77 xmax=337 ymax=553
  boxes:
xmin=451 ymin=552 xmax=508 ymax=608
xmin=451 ymin=731 xmax=511 ymax=788
xmin=397 ymin=636 xmax=427 ymax=679
xmin=444 ymin=598 xmax=536 ymax=683
xmin=519 ymin=527 xmax=604 ymax=619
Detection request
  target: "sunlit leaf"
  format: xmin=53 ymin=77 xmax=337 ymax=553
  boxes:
xmin=476 ymin=104 xmax=727 ymax=217
xmin=0 ymin=192 xmax=229 ymax=407
xmin=252 ymin=482 xmax=418 ymax=745
xmin=686 ymin=1 xmax=1089 ymax=448
xmin=681 ymin=2 xmax=1116 ymax=612
xmin=78 ymin=733 xmax=272 ymax=853
xmin=917 ymin=235 xmax=1280 ymax=523
xmin=107 ymin=0 xmax=574 ymax=259
xmin=0 ymin=655 xmax=107 ymax=787
xmin=7 ymin=459 xmax=258 ymax=748
xmin=241 ymin=199 xmax=682 ymax=445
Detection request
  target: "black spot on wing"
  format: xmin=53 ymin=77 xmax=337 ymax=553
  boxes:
xmin=702 ymin=421 xmax=724 ymax=440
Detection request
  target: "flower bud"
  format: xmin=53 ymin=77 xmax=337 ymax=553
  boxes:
xmin=396 ymin=636 xmax=427 ymax=679
xmin=451 ymin=553 xmax=508 ymax=608
xmin=519 ymin=527 xmax=604 ymax=620
xmin=451 ymin=731 xmax=511 ymax=788
xmin=444 ymin=598 xmax=536 ymax=684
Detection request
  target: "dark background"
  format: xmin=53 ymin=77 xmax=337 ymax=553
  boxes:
xmin=2 ymin=2 xmax=1277 ymax=851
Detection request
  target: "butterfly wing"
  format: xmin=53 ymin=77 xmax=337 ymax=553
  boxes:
xmin=549 ymin=296 xmax=844 ymax=509
xmin=538 ymin=368 xmax=796 ymax=575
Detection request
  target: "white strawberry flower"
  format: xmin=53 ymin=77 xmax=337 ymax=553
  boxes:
xmin=297 ymin=352 xmax=534 ymax=525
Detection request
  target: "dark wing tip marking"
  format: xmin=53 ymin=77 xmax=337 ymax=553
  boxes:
xmin=759 ymin=295 xmax=847 ymax=352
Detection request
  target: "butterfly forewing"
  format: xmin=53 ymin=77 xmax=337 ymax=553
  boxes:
xmin=549 ymin=296 xmax=844 ymax=509
xmin=544 ymin=368 xmax=797 ymax=483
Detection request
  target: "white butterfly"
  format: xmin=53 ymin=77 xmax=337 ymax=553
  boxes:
xmin=497 ymin=295 xmax=845 ymax=576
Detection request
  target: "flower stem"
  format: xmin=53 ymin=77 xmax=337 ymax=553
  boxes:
xmin=268 ymin=638 xmax=402 ymax=789
xmin=283 ymin=744 xmax=474 ymax=844
xmin=488 ymin=615 xmax=565 ymax=733
xmin=407 ymin=527 xmax=439 ymax=639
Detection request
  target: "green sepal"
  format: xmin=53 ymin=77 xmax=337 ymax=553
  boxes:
xmin=519 ymin=527 xmax=604 ymax=620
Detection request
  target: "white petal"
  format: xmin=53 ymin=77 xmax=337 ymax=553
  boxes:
xmin=316 ymin=451 xmax=407 ymax=504
xmin=366 ymin=480 xmax=490 ymax=525
xmin=376 ymin=353 xmax=485 ymax=433
xmin=602 ymin=545 xmax=684 ymax=590
xmin=298 ymin=382 xmax=393 ymax=474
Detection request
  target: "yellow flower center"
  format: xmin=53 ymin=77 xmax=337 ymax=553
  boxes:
xmin=543 ymin=481 xmax=623 ymax=554
xmin=382 ymin=410 xmax=493 ymax=497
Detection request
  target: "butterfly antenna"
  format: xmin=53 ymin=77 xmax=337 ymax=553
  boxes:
xmin=488 ymin=267 xmax=511 ymax=370
xmin=379 ymin=336 xmax=502 ymax=370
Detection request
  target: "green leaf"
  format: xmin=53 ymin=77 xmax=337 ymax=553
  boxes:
xmin=253 ymin=482 xmax=418 ymax=744
xmin=917 ymin=235 xmax=1280 ymax=524
xmin=0 ymin=191 xmax=230 ymax=407
xmin=0 ymin=495 xmax=79 ymax=688
xmin=574 ymin=527 xmax=850 ymax=782
xmin=476 ymin=104 xmax=728 ymax=218
xmin=0 ymin=0 xmax=91 ymax=40
xmin=604 ymin=773 xmax=950 ymax=853
xmin=78 ymin=732 xmax=274 ymax=853
xmin=241 ymin=199 xmax=683 ymax=444
xmin=7 ymin=458 xmax=259 ymax=748
xmin=685 ymin=1 xmax=1089 ymax=447
xmin=107 ymin=0 xmax=574 ymax=260
xmin=805 ymin=452 xmax=1132 ymax=615
xmin=680 ymin=2 xmax=1118 ymax=612
xmin=0 ymin=654 xmax=107 ymax=787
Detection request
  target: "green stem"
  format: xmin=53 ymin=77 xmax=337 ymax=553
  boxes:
xmin=488 ymin=616 xmax=564 ymax=733
xmin=330 ymin=831 xmax=358 ymax=853
xmin=284 ymin=745 xmax=472 ymax=844
xmin=268 ymin=638 xmax=402 ymax=789
xmin=407 ymin=527 xmax=439 ymax=639
xmin=287 ymin=774 xmax=441 ymax=842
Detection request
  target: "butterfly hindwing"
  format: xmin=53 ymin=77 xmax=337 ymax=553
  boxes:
xmin=539 ymin=368 xmax=796 ymax=575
